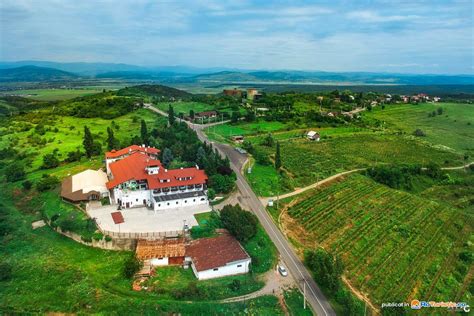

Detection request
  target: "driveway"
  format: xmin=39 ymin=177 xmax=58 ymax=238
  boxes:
xmin=87 ymin=203 xmax=210 ymax=234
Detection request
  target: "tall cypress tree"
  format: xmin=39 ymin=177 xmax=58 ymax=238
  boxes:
xmin=106 ymin=127 xmax=117 ymax=151
xmin=168 ymin=104 xmax=175 ymax=126
xmin=275 ymin=141 xmax=281 ymax=170
xmin=140 ymin=119 xmax=148 ymax=144
xmin=83 ymin=126 xmax=94 ymax=158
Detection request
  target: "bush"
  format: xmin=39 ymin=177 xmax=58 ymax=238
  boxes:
xmin=81 ymin=235 xmax=93 ymax=243
xmin=304 ymin=248 xmax=343 ymax=294
xmin=229 ymin=279 xmax=241 ymax=292
xmin=0 ymin=261 xmax=13 ymax=281
xmin=22 ymin=180 xmax=32 ymax=190
xmin=220 ymin=204 xmax=258 ymax=242
xmin=100 ymin=197 xmax=110 ymax=206
xmin=4 ymin=162 xmax=26 ymax=182
xmin=65 ymin=149 xmax=83 ymax=162
xmin=93 ymin=232 xmax=104 ymax=241
xmin=413 ymin=129 xmax=426 ymax=137
xmin=207 ymin=188 xmax=216 ymax=200
xmin=123 ymin=255 xmax=142 ymax=279
xmin=105 ymin=235 xmax=112 ymax=242
xmin=57 ymin=217 xmax=78 ymax=232
xmin=36 ymin=174 xmax=59 ymax=192
xmin=41 ymin=152 xmax=60 ymax=169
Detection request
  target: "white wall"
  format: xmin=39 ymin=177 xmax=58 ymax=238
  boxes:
xmin=114 ymin=189 xmax=152 ymax=208
xmin=153 ymin=195 xmax=208 ymax=211
xmin=150 ymin=257 xmax=169 ymax=266
xmin=192 ymin=258 xmax=251 ymax=280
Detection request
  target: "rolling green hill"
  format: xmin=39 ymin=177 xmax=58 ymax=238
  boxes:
xmin=116 ymin=84 xmax=192 ymax=99
xmin=0 ymin=65 xmax=79 ymax=82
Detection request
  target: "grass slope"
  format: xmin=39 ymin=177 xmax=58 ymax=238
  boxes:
xmin=3 ymin=88 xmax=103 ymax=101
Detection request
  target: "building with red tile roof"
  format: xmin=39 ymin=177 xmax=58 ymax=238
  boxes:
xmin=105 ymin=146 xmax=208 ymax=211
xmin=185 ymin=234 xmax=251 ymax=280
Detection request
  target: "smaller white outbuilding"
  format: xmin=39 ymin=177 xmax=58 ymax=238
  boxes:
xmin=186 ymin=234 xmax=251 ymax=280
xmin=61 ymin=169 xmax=109 ymax=202
xmin=307 ymin=131 xmax=321 ymax=141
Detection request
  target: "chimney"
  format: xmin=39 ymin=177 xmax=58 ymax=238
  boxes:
xmin=196 ymin=164 xmax=199 ymax=170
xmin=165 ymin=169 xmax=168 ymax=172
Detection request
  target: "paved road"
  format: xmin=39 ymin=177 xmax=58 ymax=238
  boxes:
xmin=146 ymin=104 xmax=336 ymax=316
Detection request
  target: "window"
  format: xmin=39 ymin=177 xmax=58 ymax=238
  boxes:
xmin=237 ymin=265 xmax=242 ymax=267
xmin=184 ymin=200 xmax=187 ymax=203
xmin=176 ymin=201 xmax=179 ymax=204
xmin=193 ymin=199 xmax=196 ymax=202
xmin=200 ymin=198 xmax=205 ymax=201
xmin=158 ymin=204 xmax=161 ymax=207
xmin=167 ymin=202 xmax=170 ymax=206
xmin=136 ymin=199 xmax=138 ymax=202
xmin=213 ymin=268 xmax=219 ymax=271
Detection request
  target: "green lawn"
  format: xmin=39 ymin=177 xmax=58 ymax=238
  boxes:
xmin=3 ymin=88 xmax=103 ymax=101
xmin=0 ymin=108 xmax=166 ymax=170
xmin=205 ymin=120 xmax=288 ymax=143
xmin=363 ymin=102 xmax=474 ymax=154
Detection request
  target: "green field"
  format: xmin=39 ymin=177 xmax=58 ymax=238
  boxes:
xmin=274 ymin=173 xmax=473 ymax=311
xmin=363 ymin=102 xmax=474 ymax=154
xmin=0 ymin=108 xmax=165 ymax=170
xmin=154 ymin=101 xmax=215 ymax=115
xmin=3 ymin=88 xmax=104 ymax=101
xmin=248 ymin=133 xmax=464 ymax=196
xmin=205 ymin=120 xmax=288 ymax=143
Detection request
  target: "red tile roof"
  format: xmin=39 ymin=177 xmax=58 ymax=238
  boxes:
xmin=111 ymin=211 xmax=124 ymax=224
xmin=106 ymin=152 xmax=208 ymax=190
xmin=105 ymin=145 xmax=160 ymax=159
xmin=186 ymin=234 xmax=250 ymax=272
xmin=136 ymin=238 xmax=186 ymax=260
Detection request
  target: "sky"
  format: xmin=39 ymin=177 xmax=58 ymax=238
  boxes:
xmin=0 ymin=0 xmax=473 ymax=74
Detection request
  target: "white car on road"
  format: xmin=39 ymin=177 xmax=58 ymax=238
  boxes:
xmin=278 ymin=265 xmax=288 ymax=277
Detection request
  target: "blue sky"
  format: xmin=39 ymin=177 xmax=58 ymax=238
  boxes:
xmin=1 ymin=0 xmax=472 ymax=74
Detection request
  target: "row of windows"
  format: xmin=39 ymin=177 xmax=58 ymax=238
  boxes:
xmin=156 ymin=197 xmax=206 ymax=207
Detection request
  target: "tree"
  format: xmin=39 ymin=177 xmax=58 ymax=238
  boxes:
xmin=305 ymin=248 xmax=343 ymax=293
xmin=106 ymin=127 xmax=119 ymax=151
xmin=413 ymin=129 xmax=426 ymax=137
xmin=275 ymin=141 xmax=282 ymax=170
xmin=162 ymin=148 xmax=173 ymax=168
xmin=83 ymin=126 xmax=94 ymax=158
xmin=123 ymin=255 xmax=142 ymax=279
xmin=36 ymin=174 xmax=60 ymax=192
xmin=140 ymin=120 xmax=148 ymax=144
xmin=5 ymin=162 xmax=26 ymax=182
xmin=22 ymin=180 xmax=32 ymax=190
xmin=437 ymin=107 xmax=443 ymax=115
xmin=262 ymin=133 xmax=275 ymax=147
xmin=196 ymin=146 xmax=207 ymax=169
xmin=168 ymin=104 xmax=175 ymax=126
xmin=41 ymin=152 xmax=60 ymax=169
xmin=231 ymin=111 xmax=240 ymax=123
xmin=189 ymin=109 xmax=195 ymax=120
xmin=245 ymin=110 xmax=256 ymax=122
xmin=220 ymin=204 xmax=258 ymax=242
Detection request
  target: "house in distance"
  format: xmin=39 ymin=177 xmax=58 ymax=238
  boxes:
xmin=307 ymin=130 xmax=321 ymax=141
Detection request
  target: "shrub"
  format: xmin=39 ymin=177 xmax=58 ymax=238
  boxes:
xmin=105 ymin=235 xmax=112 ymax=242
xmin=123 ymin=255 xmax=142 ymax=279
xmin=41 ymin=152 xmax=60 ymax=169
xmin=22 ymin=180 xmax=32 ymax=190
xmin=229 ymin=279 xmax=241 ymax=292
xmin=0 ymin=261 xmax=13 ymax=281
xmin=413 ymin=129 xmax=426 ymax=137
xmin=93 ymin=232 xmax=104 ymax=241
xmin=36 ymin=175 xmax=59 ymax=192
xmin=100 ymin=197 xmax=110 ymax=206
xmin=65 ymin=149 xmax=83 ymax=162
xmin=4 ymin=162 xmax=26 ymax=182
xmin=207 ymin=188 xmax=216 ymax=200
xmin=81 ymin=235 xmax=93 ymax=243
xmin=220 ymin=204 xmax=258 ymax=242
xmin=57 ymin=217 xmax=77 ymax=232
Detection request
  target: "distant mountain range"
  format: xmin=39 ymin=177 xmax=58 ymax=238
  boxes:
xmin=0 ymin=61 xmax=473 ymax=85
xmin=0 ymin=65 xmax=78 ymax=82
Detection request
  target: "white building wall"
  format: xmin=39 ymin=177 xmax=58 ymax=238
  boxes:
xmin=150 ymin=257 xmax=169 ymax=266
xmin=153 ymin=195 xmax=208 ymax=211
xmin=114 ymin=189 xmax=152 ymax=208
xmin=192 ymin=258 xmax=251 ymax=280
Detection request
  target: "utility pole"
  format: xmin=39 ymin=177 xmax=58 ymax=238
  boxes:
xmin=303 ymin=281 xmax=306 ymax=309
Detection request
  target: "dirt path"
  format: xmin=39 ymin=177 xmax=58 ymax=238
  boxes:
xmin=342 ymin=276 xmax=379 ymax=315
xmin=260 ymin=168 xmax=365 ymax=204
xmin=259 ymin=162 xmax=473 ymax=204
xmin=221 ymin=267 xmax=296 ymax=303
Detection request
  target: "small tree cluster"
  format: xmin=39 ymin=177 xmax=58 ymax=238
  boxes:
xmin=220 ymin=204 xmax=258 ymax=242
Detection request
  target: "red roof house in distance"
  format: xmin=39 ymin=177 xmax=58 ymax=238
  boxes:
xmin=186 ymin=234 xmax=251 ymax=280
xmin=105 ymin=146 xmax=209 ymax=211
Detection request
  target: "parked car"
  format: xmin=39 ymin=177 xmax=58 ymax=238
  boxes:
xmin=235 ymin=147 xmax=247 ymax=154
xmin=278 ymin=265 xmax=288 ymax=277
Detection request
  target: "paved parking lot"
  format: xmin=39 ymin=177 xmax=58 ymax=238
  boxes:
xmin=87 ymin=203 xmax=211 ymax=233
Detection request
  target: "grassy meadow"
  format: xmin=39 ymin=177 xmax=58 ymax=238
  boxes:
xmin=0 ymin=108 xmax=165 ymax=170
xmin=269 ymin=171 xmax=473 ymax=312
xmin=364 ymin=102 xmax=474 ymax=154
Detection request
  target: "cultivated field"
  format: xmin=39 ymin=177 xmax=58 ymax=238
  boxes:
xmin=2 ymin=88 xmax=104 ymax=101
xmin=250 ymin=133 xmax=464 ymax=196
xmin=364 ymin=102 xmax=474 ymax=154
xmin=277 ymin=173 xmax=473 ymax=310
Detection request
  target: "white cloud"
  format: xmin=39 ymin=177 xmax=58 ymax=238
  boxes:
xmin=347 ymin=10 xmax=420 ymax=22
